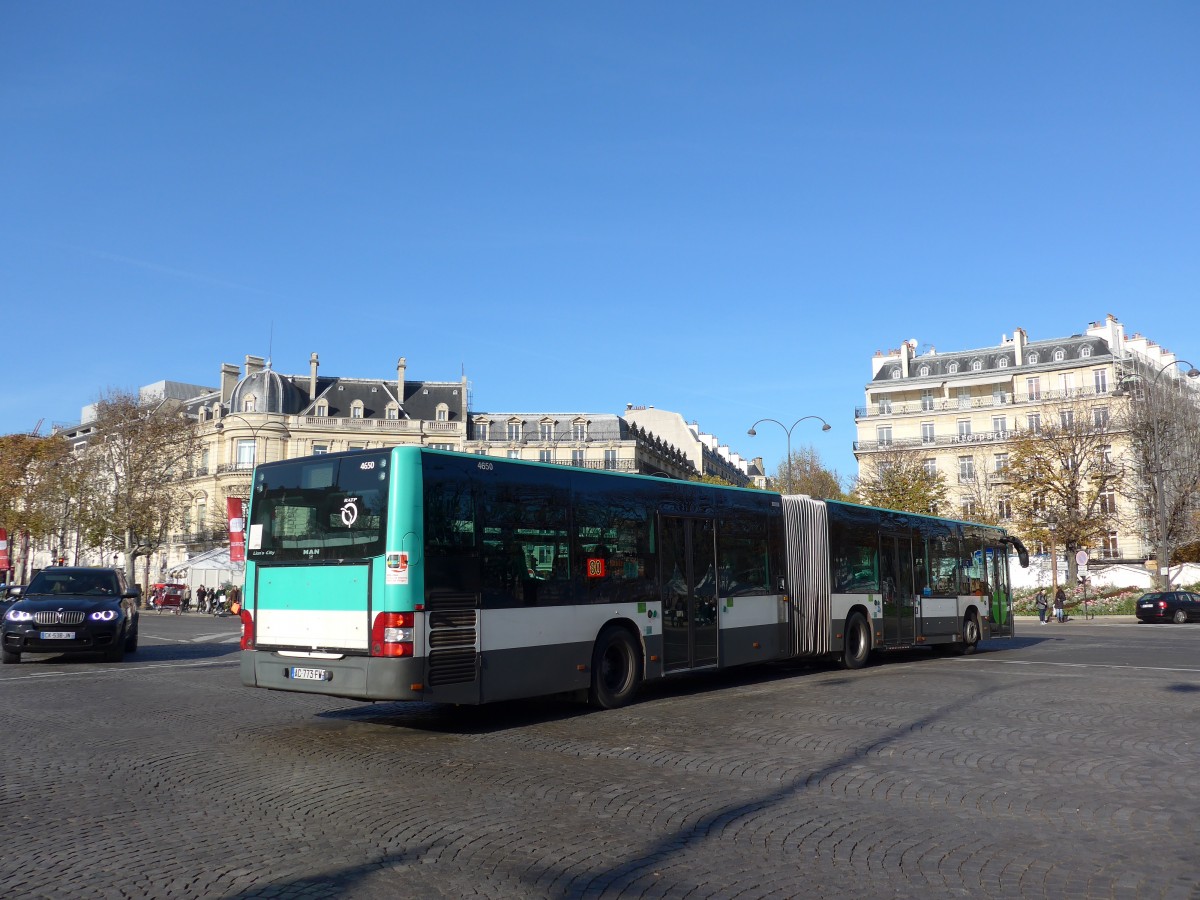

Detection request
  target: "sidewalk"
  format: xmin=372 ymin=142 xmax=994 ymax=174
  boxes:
xmin=1014 ymin=615 xmax=1137 ymax=624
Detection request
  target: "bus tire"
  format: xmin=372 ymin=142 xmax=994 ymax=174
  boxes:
xmin=958 ymin=613 xmax=981 ymax=655
xmin=589 ymin=626 xmax=642 ymax=710
xmin=841 ymin=613 xmax=871 ymax=670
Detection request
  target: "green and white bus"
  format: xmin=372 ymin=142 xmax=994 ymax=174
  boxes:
xmin=238 ymin=448 xmax=1027 ymax=708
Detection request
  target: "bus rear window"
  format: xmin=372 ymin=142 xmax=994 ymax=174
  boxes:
xmin=248 ymin=454 xmax=390 ymax=561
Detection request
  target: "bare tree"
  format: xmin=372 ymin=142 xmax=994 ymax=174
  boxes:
xmin=954 ymin=450 xmax=1008 ymax=526
xmin=772 ymin=445 xmax=844 ymax=499
xmin=1006 ymin=399 xmax=1122 ymax=588
xmin=852 ymin=447 xmax=948 ymax=514
xmin=1115 ymin=369 xmax=1200 ymax=586
xmin=81 ymin=391 xmax=200 ymax=587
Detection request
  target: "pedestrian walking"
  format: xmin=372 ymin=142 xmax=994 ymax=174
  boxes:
xmin=196 ymin=585 xmax=207 ymax=614
xmin=1035 ymin=589 xmax=1048 ymax=624
xmin=1054 ymin=587 xmax=1067 ymax=623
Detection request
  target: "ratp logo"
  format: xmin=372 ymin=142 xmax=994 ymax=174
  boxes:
xmin=340 ymin=499 xmax=359 ymax=527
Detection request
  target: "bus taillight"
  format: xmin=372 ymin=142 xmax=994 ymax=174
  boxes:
xmin=239 ymin=608 xmax=255 ymax=650
xmin=371 ymin=611 xmax=415 ymax=657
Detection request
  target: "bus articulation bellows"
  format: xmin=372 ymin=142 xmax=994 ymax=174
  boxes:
xmin=238 ymin=448 xmax=1027 ymax=709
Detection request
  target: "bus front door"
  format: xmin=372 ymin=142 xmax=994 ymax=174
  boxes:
xmin=661 ymin=516 xmax=718 ymax=673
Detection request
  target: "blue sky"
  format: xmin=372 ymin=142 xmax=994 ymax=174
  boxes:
xmin=3 ymin=2 xmax=1197 ymax=482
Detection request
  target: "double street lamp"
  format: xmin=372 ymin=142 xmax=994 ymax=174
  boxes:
xmin=214 ymin=413 xmax=273 ymax=471
xmin=747 ymin=416 xmax=832 ymax=494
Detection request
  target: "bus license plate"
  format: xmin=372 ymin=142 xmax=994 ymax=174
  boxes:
xmin=290 ymin=667 xmax=331 ymax=682
xmin=40 ymin=631 xmax=75 ymax=640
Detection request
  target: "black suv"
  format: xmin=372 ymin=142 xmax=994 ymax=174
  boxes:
xmin=2 ymin=567 xmax=140 ymax=664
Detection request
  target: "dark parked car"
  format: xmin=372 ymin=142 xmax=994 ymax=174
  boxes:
xmin=2 ymin=568 xmax=140 ymax=664
xmin=1134 ymin=590 xmax=1200 ymax=624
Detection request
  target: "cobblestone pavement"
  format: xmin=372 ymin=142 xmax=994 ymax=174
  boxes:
xmin=1 ymin=616 xmax=1197 ymax=899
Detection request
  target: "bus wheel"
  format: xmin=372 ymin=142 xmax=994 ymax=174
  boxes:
xmin=958 ymin=614 xmax=981 ymax=655
xmin=589 ymin=626 xmax=642 ymax=710
xmin=841 ymin=613 xmax=871 ymax=670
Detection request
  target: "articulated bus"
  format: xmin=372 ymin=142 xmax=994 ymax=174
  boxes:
xmin=238 ymin=448 xmax=1028 ymax=709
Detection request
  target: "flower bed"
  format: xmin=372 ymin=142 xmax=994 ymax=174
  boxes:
xmin=1010 ymin=583 xmax=1199 ymax=616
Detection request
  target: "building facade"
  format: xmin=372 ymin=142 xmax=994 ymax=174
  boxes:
xmin=853 ymin=314 xmax=1189 ymax=564
xmin=33 ymin=355 xmax=756 ymax=585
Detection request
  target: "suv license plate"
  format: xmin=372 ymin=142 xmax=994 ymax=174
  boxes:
xmin=40 ymin=631 xmax=75 ymax=640
xmin=290 ymin=667 xmax=330 ymax=682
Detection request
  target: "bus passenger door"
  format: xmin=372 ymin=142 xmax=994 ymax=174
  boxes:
xmin=880 ymin=535 xmax=916 ymax=645
xmin=661 ymin=516 xmax=718 ymax=672
xmin=988 ymin=545 xmax=1013 ymax=637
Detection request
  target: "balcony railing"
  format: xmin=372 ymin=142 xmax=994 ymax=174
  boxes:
xmin=855 ymin=430 xmax=1018 ymax=452
xmin=856 ymin=386 xmax=1113 ymax=419
xmin=216 ymin=463 xmax=255 ymax=474
xmin=297 ymin=416 xmax=462 ymax=434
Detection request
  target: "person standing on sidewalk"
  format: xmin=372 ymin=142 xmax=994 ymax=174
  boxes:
xmin=1035 ymin=589 xmax=1049 ymax=624
xmin=1054 ymin=587 xmax=1067 ymax=622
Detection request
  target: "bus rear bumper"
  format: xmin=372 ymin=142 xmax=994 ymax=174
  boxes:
xmin=241 ymin=650 xmax=425 ymax=701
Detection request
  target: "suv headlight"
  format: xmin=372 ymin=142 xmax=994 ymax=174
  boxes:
xmin=90 ymin=610 xmax=118 ymax=621
xmin=5 ymin=609 xmax=33 ymax=622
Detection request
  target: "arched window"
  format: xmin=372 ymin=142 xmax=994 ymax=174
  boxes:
xmin=351 ymin=400 xmax=364 ymax=419
xmin=972 ymin=360 xmax=982 ymax=372
xmin=315 ymin=402 xmax=328 ymax=417
xmin=1054 ymin=349 xmax=1065 ymax=361
xmin=1081 ymin=346 xmax=1092 ymax=358
xmin=919 ymin=365 xmax=930 ymax=377
xmin=998 ymin=357 xmax=1009 ymax=368
xmin=891 ymin=368 xmax=901 ymax=379
xmin=385 ymin=404 xmax=399 ymax=420
xmin=436 ymin=403 xmax=450 ymax=422
xmin=947 ymin=362 xmax=959 ymax=374
xmin=243 ymin=395 xmax=257 ymax=413
xmin=1028 ymin=352 xmax=1039 ymax=365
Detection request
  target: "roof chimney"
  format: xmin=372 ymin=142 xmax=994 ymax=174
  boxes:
xmin=309 ymin=352 xmax=319 ymax=401
xmin=1013 ymin=328 xmax=1026 ymax=366
xmin=244 ymin=355 xmax=265 ymax=377
xmin=397 ymin=357 xmax=407 ymax=404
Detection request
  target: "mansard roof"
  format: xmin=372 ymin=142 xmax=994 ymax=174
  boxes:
xmin=871 ymin=334 xmax=1112 ymax=384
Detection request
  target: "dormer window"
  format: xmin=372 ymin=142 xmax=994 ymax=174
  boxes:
xmin=540 ymin=422 xmax=553 ymax=441
xmin=1028 ymin=352 xmax=1039 ymax=364
xmin=436 ymin=403 xmax=449 ymax=422
xmin=998 ymin=357 xmax=1009 ymax=368
xmin=243 ymin=395 xmax=257 ymax=413
xmin=972 ymin=360 xmax=982 ymax=372
xmin=947 ymin=362 xmax=959 ymax=374
xmin=1054 ymin=349 xmax=1065 ymax=361
xmin=572 ymin=420 xmax=588 ymax=440
xmin=507 ymin=420 xmax=521 ymax=441
xmin=385 ymin=404 xmax=399 ymax=420
xmin=919 ymin=365 xmax=930 ymax=377
xmin=891 ymin=368 xmax=901 ymax=379
xmin=315 ymin=402 xmax=328 ymax=417
xmin=1081 ymin=346 xmax=1092 ymax=358
xmin=351 ymin=400 xmax=364 ymax=419
xmin=475 ymin=421 xmax=490 ymax=441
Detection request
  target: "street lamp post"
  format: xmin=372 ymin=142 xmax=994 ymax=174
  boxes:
xmin=1143 ymin=360 xmax=1200 ymax=590
xmin=747 ymin=416 xmax=832 ymax=494
xmin=214 ymin=413 xmax=272 ymax=471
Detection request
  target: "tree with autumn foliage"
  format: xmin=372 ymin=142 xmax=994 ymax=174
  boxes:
xmin=1005 ymin=399 xmax=1122 ymax=588
xmin=772 ymin=445 xmax=845 ymax=499
xmin=79 ymin=390 xmax=201 ymax=586
xmin=0 ymin=432 xmax=69 ymax=581
xmin=852 ymin=447 xmax=948 ymax=514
